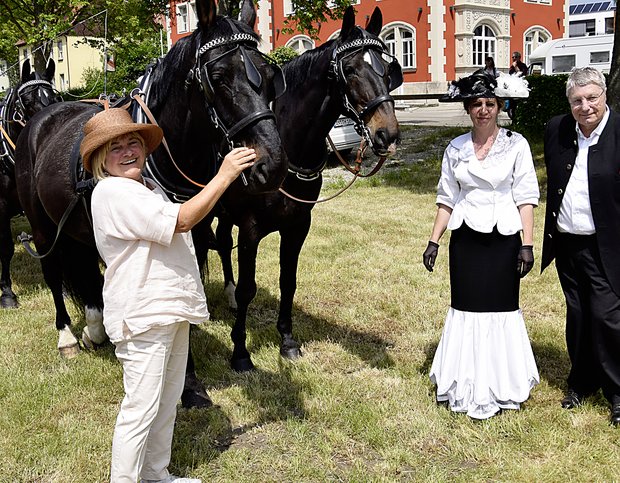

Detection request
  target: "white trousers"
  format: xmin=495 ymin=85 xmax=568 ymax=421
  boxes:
xmin=110 ymin=321 xmax=189 ymax=483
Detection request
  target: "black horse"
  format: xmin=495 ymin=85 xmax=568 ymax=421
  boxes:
xmin=14 ymin=0 xmax=288 ymax=387
xmin=207 ymin=6 xmax=401 ymax=373
xmin=0 ymin=59 xmax=60 ymax=308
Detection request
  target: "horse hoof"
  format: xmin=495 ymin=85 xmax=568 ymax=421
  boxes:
xmin=0 ymin=294 xmax=18 ymax=309
xmin=231 ymin=357 xmax=255 ymax=372
xmin=181 ymin=389 xmax=214 ymax=409
xmin=280 ymin=346 xmax=302 ymax=360
xmin=59 ymin=343 xmax=80 ymax=358
xmin=81 ymin=330 xmax=95 ymax=350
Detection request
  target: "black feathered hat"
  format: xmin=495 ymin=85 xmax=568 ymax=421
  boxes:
xmin=439 ymin=70 xmax=498 ymax=102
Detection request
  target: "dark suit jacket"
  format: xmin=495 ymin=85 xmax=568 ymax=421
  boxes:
xmin=541 ymin=110 xmax=620 ymax=295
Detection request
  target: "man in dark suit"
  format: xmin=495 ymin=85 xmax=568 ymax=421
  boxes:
xmin=509 ymin=51 xmax=528 ymax=77
xmin=541 ymin=67 xmax=620 ymax=425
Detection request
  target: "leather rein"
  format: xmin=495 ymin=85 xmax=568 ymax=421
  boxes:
xmin=278 ymin=36 xmax=395 ymax=205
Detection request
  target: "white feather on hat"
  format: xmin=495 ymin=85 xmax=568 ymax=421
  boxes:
xmin=494 ymin=73 xmax=530 ymax=99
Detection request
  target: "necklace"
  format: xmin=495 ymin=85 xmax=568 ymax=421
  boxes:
xmin=472 ymin=129 xmax=498 ymax=161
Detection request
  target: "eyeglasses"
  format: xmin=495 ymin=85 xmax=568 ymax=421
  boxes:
xmin=569 ymin=89 xmax=605 ymax=108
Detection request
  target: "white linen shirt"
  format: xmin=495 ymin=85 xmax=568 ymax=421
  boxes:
xmin=91 ymin=176 xmax=209 ymax=343
xmin=436 ymin=128 xmax=539 ymax=235
xmin=556 ymin=106 xmax=610 ymax=235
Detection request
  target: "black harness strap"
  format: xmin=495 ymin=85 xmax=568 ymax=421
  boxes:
xmin=18 ymin=134 xmax=95 ymax=259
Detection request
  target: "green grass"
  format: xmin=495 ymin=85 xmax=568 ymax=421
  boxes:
xmin=2 ymin=128 xmax=620 ymax=482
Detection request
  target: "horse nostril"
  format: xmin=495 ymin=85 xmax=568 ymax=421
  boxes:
xmin=253 ymin=162 xmax=269 ymax=185
xmin=374 ymin=128 xmax=388 ymax=148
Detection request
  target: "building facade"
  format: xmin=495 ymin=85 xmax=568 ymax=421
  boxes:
xmin=17 ymin=36 xmax=103 ymax=92
xmin=569 ymin=0 xmax=615 ymax=36
xmin=167 ymin=0 xmax=568 ymax=95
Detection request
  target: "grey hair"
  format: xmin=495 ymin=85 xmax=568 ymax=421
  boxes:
xmin=566 ymin=67 xmax=606 ymax=97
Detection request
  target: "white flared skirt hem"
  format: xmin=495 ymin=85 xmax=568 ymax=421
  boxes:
xmin=430 ymin=307 xmax=539 ymax=420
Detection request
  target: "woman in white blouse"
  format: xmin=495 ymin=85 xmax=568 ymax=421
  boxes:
xmin=422 ymin=71 xmax=539 ymax=419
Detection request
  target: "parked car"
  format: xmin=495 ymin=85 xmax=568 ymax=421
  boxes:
xmin=326 ymin=115 xmax=361 ymax=158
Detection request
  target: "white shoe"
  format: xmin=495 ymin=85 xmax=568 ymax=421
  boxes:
xmin=141 ymin=476 xmax=201 ymax=483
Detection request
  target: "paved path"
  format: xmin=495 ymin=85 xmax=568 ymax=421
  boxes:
xmin=395 ymin=101 xmax=511 ymax=127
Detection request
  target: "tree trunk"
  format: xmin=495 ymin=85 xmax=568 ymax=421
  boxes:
xmin=608 ymin=9 xmax=620 ymax=112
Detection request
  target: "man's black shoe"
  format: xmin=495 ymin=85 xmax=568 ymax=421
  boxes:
xmin=561 ymin=388 xmax=583 ymax=409
xmin=611 ymin=403 xmax=620 ymax=426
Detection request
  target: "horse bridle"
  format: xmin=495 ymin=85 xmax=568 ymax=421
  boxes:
xmin=14 ymin=79 xmax=61 ymax=123
xmin=0 ymin=79 xmax=61 ymax=171
xmin=189 ymin=29 xmax=286 ymax=159
xmin=328 ymin=29 xmax=403 ymax=149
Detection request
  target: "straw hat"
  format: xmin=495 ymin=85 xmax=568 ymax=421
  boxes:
xmin=80 ymin=108 xmax=163 ymax=173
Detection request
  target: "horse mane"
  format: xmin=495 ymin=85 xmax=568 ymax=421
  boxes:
xmin=282 ymin=39 xmax=335 ymax=91
xmin=148 ymin=15 xmax=260 ymax=111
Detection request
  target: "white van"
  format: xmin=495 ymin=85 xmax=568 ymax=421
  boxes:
xmin=528 ymin=34 xmax=613 ymax=75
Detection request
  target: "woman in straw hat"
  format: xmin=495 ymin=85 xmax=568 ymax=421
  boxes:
xmin=82 ymin=108 xmax=255 ymax=483
xmin=422 ymin=71 xmax=539 ymax=419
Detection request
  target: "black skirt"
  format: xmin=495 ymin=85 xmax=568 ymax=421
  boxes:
xmin=449 ymin=223 xmax=521 ymax=312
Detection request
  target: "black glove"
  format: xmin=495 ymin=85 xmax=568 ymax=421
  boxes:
xmin=423 ymin=241 xmax=440 ymax=272
xmin=517 ymin=245 xmax=534 ymax=278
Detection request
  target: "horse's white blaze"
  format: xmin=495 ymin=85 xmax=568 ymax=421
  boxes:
xmin=84 ymin=305 xmax=106 ymax=344
xmin=364 ymin=51 xmax=372 ymax=65
xmin=224 ymin=282 xmax=237 ymax=310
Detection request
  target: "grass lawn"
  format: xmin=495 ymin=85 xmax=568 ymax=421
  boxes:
xmin=2 ymin=126 xmax=619 ymax=482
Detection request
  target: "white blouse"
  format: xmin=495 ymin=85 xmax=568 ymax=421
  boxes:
xmin=436 ymin=128 xmax=539 ymax=235
xmin=92 ymin=176 xmax=209 ymax=343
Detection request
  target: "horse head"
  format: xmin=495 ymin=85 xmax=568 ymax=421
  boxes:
xmin=17 ymin=59 xmax=62 ymax=121
xmin=150 ymin=0 xmax=287 ymax=196
xmin=331 ymin=6 xmax=401 ymax=156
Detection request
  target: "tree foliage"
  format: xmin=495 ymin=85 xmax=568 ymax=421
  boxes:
xmin=0 ymin=0 xmax=167 ymax=88
xmin=220 ymin=0 xmax=352 ymax=39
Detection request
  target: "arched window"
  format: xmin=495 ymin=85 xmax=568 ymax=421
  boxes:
xmin=285 ymin=35 xmax=315 ymax=54
xmin=472 ymin=25 xmax=496 ymax=68
xmin=524 ymin=29 xmax=550 ymax=66
xmin=381 ymin=24 xmax=415 ymax=69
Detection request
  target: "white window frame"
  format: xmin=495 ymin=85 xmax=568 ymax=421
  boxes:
xmin=285 ymin=35 xmax=315 ymax=54
xmin=57 ymin=40 xmax=64 ymax=61
xmin=380 ymin=23 xmax=416 ymax=70
xmin=525 ymin=0 xmax=551 ymax=4
xmin=472 ymin=24 xmax=496 ymax=68
xmin=283 ymin=0 xmax=295 ymax=16
xmin=176 ymin=3 xmax=190 ymax=34
xmin=524 ymin=27 xmax=550 ymax=66
xmin=327 ymin=0 xmax=359 ymax=7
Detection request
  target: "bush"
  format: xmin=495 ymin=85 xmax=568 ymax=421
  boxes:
xmin=511 ymin=74 xmax=571 ymax=141
xmin=269 ymin=46 xmax=299 ymax=65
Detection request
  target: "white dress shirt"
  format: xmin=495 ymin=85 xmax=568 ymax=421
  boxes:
xmin=436 ymin=128 xmax=539 ymax=235
xmin=556 ymin=106 xmax=610 ymax=235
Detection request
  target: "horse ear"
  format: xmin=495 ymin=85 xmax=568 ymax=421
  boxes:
xmin=45 ymin=59 xmax=56 ymax=81
xmin=339 ymin=6 xmax=356 ymax=40
xmin=239 ymin=0 xmax=257 ymax=29
xmin=366 ymin=7 xmax=383 ymax=36
xmin=196 ymin=0 xmax=217 ymax=29
xmin=21 ymin=59 xmax=32 ymax=83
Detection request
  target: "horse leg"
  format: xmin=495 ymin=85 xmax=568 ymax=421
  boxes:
xmin=0 ymin=211 xmax=18 ymax=308
xmin=181 ymin=332 xmax=214 ymax=409
xmin=230 ymin=229 xmax=261 ymax=372
xmin=62 ymin=239 xmax=106 ymax=349
xmin=215 ymin=216 xmax=237 ymax=310
xmin=277 ymin=218 xmax=311 ymax=360
xmin=39 ymin=252 xmax=80 ymax=357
